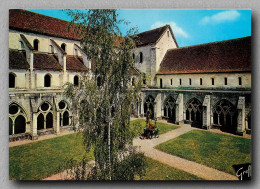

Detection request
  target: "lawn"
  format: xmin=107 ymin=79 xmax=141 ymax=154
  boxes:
xmin=9 ymin=132 xmax=93 ymax=180
xmin=155 ymin=130 xmax=251 ymax=175
xmin=9 ymin=119 xmax=179 ymax=180
xmin=135 ymin=157 xmax=203 ymax=180
xmin=130 ymin=119 xmax=179 ymax=137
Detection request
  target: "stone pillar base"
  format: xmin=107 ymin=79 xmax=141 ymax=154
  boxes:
xmin=31 ymin=135 xmax=38 ymax=140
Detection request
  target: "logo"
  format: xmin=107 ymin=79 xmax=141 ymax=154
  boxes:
xmin=232 ymin=163 xmax=251 ymax=180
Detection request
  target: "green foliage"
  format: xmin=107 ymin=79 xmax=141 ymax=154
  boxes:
xmin=64 ymin=9 xmax=145 ymax=180
xmin=9 ymin=133 xmax=93 ymax=180
xmin=155 ymin=130 xmax=251 ymax=175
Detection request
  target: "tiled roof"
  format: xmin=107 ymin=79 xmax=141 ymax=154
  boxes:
xmin=9 ymin=49 xmax=30 ymax=69
xmin=9 ymin=9 xmax=82 ymax=40
xmin=66 ymin=56 xmax=88 ymax=72
xmin=157 ymin=36 xmax=251 ymax=74
xmin=33 ymin=53 xmax=62 ymax=71
xmin=133 ymin=25 xmax=178 ymax=47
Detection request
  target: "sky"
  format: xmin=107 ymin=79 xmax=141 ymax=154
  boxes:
xmin=28 ymin=9 xmax=251 ymax=47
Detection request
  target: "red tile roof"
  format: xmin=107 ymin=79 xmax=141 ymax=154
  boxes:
xmin=133 ymin=25 xmax=178 ymax=47
xmin=9 ymin=49 xmax=30 ymax=69
xmin=9 ymin=9 xmax=82 ymax=40
xmin=66 ymin=56 xmax=88 ymax=72
xmin=33 ymin=53 xmax=62 ymax=71
xmin=157 ymin=36 xmax=251 ymax=74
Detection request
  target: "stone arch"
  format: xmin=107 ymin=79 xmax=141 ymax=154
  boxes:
xmin=36 ymin=101 xmax=54 ymax=131
xmin=185 ymin=98 xmax=203 ymax=127
xmin=46 ymin=112 xmax=53 ymax=128
xmin=58 ymin=100 xmax=70 ymax=127
xmin=9 ymin=102 xmax=28 ymax=135
xmin=163 ymin=95 xmax=176 ymax=123
xmin=144 ymin=95 xmax=155 ymax=119
xmin=212 ymin=99 xmax=237 ymax=133
xmin=37 ymin=113 xmax=44 ymax=130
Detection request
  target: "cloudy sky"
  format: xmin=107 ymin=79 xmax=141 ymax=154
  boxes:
xmin=28 ymin=9 xmax=251 ymax=47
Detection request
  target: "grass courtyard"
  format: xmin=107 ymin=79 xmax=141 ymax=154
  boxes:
xmin=155 ymin=129 xmax=251 ymax=175
xmin=9 ymin=119 xmax=180 ymax=180
xmin=9 ymin=133 xmax=94 ymax=180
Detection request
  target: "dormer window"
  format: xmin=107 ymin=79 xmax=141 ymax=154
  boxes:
xmin=33 ymin=39 xmax=39 ymax=51
xmin=61 ymin=43 xmax=66 ymax=52
xmin=140 ymin=52 xmax=143 ymax=63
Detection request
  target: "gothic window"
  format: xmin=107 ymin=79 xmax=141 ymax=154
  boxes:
xmin=189 ymin=78 xmax=192 ymax=85
xmin=9 ymin=73 xmax=16 ymax=88
xmin=160 ymin=78 xmax=163 ymax=88
xmin=171 ymin=79 xmax=173 ymax=85
xmin=185 ymin=98 xmax=203 ymax=126
xmin=144 ymin=95 xmax=155 ymax=119
xmin=74 ymin=75 xmax=79 ymax=86
xmin=211 ymin=78 xmax=215 ymax=85
xmin=37 ymin=102 xmax=54 ymax=131
xmin=61 ymin=43 xmax=66 ymax=52
xmin=63 ymin=111 xmax=69 ymax=126
xmin=44 ymin=74 xmax=51 ymax=87
xmin=58 ymin=101 xmax=70 ymax=127
xmin=163 ymin=96 xmax=176 ymax=123
xmin=179 ymin=79 xmax=182 ymax=86
xmin=46 ymin=112 xmax=53 ymax=128
xmin=139 ymin=52 xmax=143 ymax=63
xmin=213 ymin=99 xmax=237 ymax=133
xmin=33 ymin=39 xmax=39 ymax=51
xmin=200 ymin=78 xmax=202 ymax=85
xmin=132 ymin=53 xmax=135 ymax=61
xmin=9 ymin=103 xmax=27 ymax=135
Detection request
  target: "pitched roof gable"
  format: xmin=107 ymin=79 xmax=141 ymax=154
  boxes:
xmin=157 ymin=36 xmax=251 ymax=74
xmin=133 ymin=25 xmax=178 ymax=47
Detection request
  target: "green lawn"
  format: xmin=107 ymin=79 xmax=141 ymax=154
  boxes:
xmin=130 ymin=119 xmax=179 ymax=137
xmin=155 ymin=130 xmax=251 ymax=175
xmin=135 ymin=157 xmax=203 ymax=180
xmin=9 ymin=133 xmax=93 ymax=180
xmin=9 ymin=120 xmax=179 ymax=180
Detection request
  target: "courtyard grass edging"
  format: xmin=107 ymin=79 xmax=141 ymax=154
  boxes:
xmin=155 ymin=129 xmax=251 ymax=175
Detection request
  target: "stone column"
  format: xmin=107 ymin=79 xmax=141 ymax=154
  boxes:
xmin=155 ymin=93 xmax=162 ymax=119
xmin=32 ymin=113 xmax=38 ymax=140
xmin=54 ymin=111 xmax=60 ymax=134
xmin=202 ymin=95 xmax=211 ymax=129
xmin=237 ymin=96 xmax=246 ymax=135
xmin=140 ymin=95 xmax=144 ymax=117
xmin=176 ymin=93 xmax=183 ymax=124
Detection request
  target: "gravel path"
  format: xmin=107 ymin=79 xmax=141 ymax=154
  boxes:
xmin=133 ymin=122 xmax=238 ymax=180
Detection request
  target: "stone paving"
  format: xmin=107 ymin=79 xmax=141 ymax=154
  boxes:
xmin=133 ymin=122 xmax=238 ymax=180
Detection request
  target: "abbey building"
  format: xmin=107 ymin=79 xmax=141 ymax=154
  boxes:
xmin=9 ymin=9 xmax=251 ymax=141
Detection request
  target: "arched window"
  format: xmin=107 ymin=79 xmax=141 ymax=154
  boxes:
xmin=46 ymin=112 xmax=53 ymax=128
xmin=63 ymin=111 xmax=69 ymax=126
xmin=33 ymin=39 xmax=39 ymax=51
xmin=144 ymin=95 xmax=155 ymax=119
xmin=44 ymin=74 xmax=51 ymax=87
xmin=185 ymin=98 xmax=203 ymax=126
xmin=61 ymin=43 xmax=66 ymax=52
xmin=164 ymin=96 xmax=176 ymax=123
xmin=9 ymin=103 xmax=27 ymax=135
xmin=139 ymin=52 xmax=143 ymax=63
xmin=132 ymin=53 xmax=135 ymax=61
xmin=9 ymin=73 xmax=16 ymax=88
xmin=74 ymin=75 xmax=79 ymax=86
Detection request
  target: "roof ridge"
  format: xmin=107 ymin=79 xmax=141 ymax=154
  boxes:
xmin=136 ymin=25 xmax=168 ymax=35
xmin=167 ymin=36 xmax=251 ymax=52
